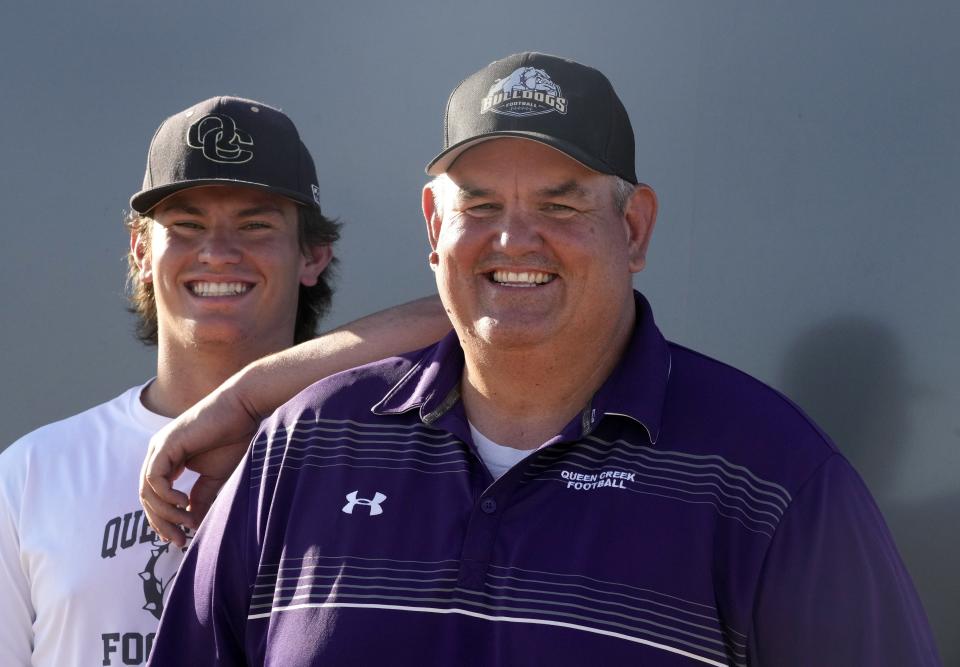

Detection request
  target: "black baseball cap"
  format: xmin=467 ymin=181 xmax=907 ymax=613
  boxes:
xmin=130 ymin=96 xmax=322 ymax=214
xmin=426 ymin=52 xmax=637 ymax=184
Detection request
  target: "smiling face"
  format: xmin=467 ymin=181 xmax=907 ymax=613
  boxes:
xmin=423 ymin=138 xmax=657 ymax=357
xmin=132 ymin=185 xmax=331 ymax=357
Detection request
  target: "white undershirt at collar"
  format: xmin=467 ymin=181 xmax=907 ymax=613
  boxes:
xmin=469 ymin=422 xmax=535 ymax=480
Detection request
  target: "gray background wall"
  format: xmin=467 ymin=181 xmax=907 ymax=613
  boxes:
xmin=1 ymin=0 xmax=956 ymax=660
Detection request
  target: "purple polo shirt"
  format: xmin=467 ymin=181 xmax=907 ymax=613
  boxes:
xmin=149 ymin=292 xmax=941 ymax=666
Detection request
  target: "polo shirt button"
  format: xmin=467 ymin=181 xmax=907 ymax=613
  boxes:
xmin=480 ymin=497 xmax=497 ymax=514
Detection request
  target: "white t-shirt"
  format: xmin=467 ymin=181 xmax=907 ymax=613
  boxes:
xmin=0 ymin=382 xmax=197 ymax=667
xmin=469 ymin=423 xmax=534 ymax=480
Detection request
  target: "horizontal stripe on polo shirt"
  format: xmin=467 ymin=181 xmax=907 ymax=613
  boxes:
xmin=248 ymin=555 xmax=744 ymax=666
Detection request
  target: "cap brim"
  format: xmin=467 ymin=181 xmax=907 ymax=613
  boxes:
xmin=425 ymin=132 xmax=635 ymax=184
xmin=129 ymin=179 xmax=319 ymax=214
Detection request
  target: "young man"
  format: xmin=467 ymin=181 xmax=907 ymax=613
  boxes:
xmin=146 ymin=58 xmax=940 ymax=665
xmin=0 ymin=96 xmax=448 ymax=667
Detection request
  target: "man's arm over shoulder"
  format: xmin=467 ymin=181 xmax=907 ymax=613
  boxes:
xmin=219 ymin=294 xmax=450 ymax=428
xmin=750 ymin=454 xmax=943 ymax=666
xmin=140 ymin=295 xmax=450 ymax=545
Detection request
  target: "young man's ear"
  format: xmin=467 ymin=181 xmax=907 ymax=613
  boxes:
xmin=623 ymin=184 xmax=658 ymax=273
xmin=130 ymin=230 xmax=153 ymax=283
xmin=298 ymin=244 xmax=334 ymax=287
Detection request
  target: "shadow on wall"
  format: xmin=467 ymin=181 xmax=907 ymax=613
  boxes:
xmin=779 ymin=315 xmax=957 ymax=664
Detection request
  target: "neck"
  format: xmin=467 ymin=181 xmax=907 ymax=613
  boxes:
xmin=461 ymin=304 xmax=636 ymax=450
xmin=142 ymin=337 xmax=289 ymax=417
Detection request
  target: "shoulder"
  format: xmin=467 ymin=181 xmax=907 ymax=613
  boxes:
xmin=661 ymin=343 xmax=838 ymax=493
xmin=0 ymin=384 xmax=148 ymax=480
xmin=271 ymin=349 xmax=428 ymax=425
xmin=248 ymin=350 xmax=428 ymax=458
xmin=666 ymin=343 xmax=832 ymax=437
xmin=241 ymin=350 xmax=430 ymax=501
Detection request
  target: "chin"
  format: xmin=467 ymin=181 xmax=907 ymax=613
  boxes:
xmin=471 ymin=319 xmax=553 ymax=350
xmin=184 ymin=323 xmax=250 ymax=348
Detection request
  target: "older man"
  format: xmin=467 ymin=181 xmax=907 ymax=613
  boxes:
xmin=147 ymin=56 xmax=941 ymax=666
xmin=0 ymin=96 xmax=448 ymax=667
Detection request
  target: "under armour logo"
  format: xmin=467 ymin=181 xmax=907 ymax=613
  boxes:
xmin=186 ymin=113 xmax=254 ymax=164
xmin=342 ymin=490 xmax=387 ymax=516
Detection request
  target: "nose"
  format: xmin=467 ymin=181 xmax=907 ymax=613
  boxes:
xmin=197 ymin=227 xmax=242 ymax=265
xmin=493 ymin=209 xmax=543 ymax=255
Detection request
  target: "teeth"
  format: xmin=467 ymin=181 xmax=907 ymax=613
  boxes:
xmin=190 ymin=282 xmax=249 ymax=297
xmin=491 ymin=270 xmax=555 ymax=286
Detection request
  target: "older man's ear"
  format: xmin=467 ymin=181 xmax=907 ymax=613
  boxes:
xmin=624 ymin=184 xmax=658 ymax=273
xmin=422 ymin=182 xmax=443 ymax=252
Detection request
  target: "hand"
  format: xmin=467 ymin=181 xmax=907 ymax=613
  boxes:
xmin=139 ymin=385 xmax=259 ymax=547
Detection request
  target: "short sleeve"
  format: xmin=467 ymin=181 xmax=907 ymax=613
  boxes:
xmin=749 ymin=454 xmax=942 ymax=665
xmin=0 ymin=445 xmax=35 ymax=664
xmin=148 ymin=447 xmax=256 ymax=666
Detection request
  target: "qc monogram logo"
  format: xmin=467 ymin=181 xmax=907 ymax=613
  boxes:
xmin=342 ymin=490 xmax=387 ymax=516
xmin=186 ymin=113 xmax=254 ymax=164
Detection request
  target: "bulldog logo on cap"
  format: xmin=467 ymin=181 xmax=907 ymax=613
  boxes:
xmin=480 ymin=66 xmax=568 ymax=117
xmin=186 ymin=113 xmax=254 ymax=164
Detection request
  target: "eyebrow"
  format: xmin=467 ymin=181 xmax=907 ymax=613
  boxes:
xmin=453 ymin=185 xmax=493 ymax=202
xmin=157 ymin=204 xmax=285 ymax=217
xmin=536 ymin=180 xmax=589 ymax=199
xmin=453 ymin=180 xmax=590 ymax=201
xmin=236 ymin=205 xmax=284 ymax=218
xmin=159 ymin=204 xmax=204 ymax=216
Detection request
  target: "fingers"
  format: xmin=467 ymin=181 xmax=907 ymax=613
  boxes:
xmin=139 ymin=424 xmax=192 ymax=545
xmin=137 ymin=389 xmax=251 ymax=546
xmin=140 ymin=481 xmax=194 ymax=548
xmin=143 ymin=469 xmax=190 ymax=508
xmin=141 ymin=473 xmax=228 ymax=547
xmin=140 ymin=441 xmax=193 ymax=546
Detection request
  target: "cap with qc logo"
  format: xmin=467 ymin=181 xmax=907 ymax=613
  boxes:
xmin=130 ymin=96 xmax=322 ymax=214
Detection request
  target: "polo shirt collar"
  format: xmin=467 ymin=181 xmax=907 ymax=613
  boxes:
xmin=373 ymin=291 xmax=670 ymax=445
xmin=586 ymin=291 xmax=670 ymax=444
xmin=373 ymin=330 xmax=465 ymax=424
